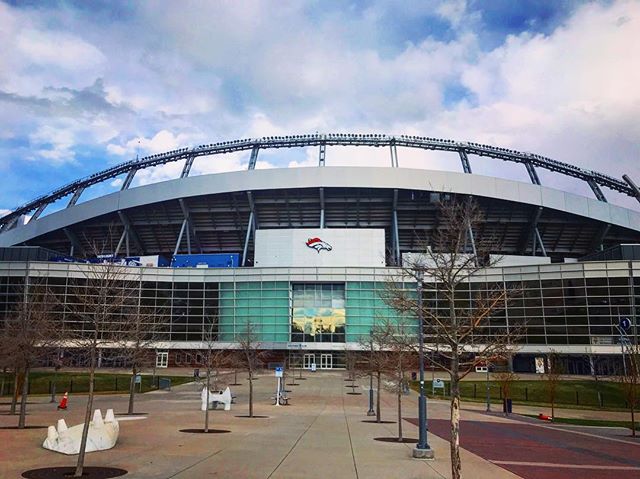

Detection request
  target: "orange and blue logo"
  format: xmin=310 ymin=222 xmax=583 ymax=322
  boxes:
xmin=306 ymin=237 xmax=332 ymax=253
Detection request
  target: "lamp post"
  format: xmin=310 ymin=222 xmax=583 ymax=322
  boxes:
xmin=413 ymin=268 xmax=434 ymax=459
xmin=367 ymin=330 xmax=375 ymax=416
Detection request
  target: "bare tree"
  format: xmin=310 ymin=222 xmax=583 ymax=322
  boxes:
xmin=236 ymin=321 xmax=262 ymax=418
xmin=201 ymin=315 xmax=230 ymax=432
xmin=544 ymin=351 xmax=563 ymax=419
xmin=358 ymin=328 xmax=393 ymax=424
xmin=494 ymin=370 xmax=519 ymax=416
xmin=61 ymin=261 xmax=141 ymax=477
xmin=383 ymin=198 xmax=521 ymax=479
xmin=619 ymin=342 xmax=640 ymax=437
xmin=116 ymin=277 xmax=165 ymax=416
xmin=1 ymin=279 xmax=59 ymax=428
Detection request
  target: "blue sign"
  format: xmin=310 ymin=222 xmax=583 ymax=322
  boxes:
xmin=620 ymin=317 xmax=632 ymax=331
xmin=275 ymin=367 xmax=283 ymax=378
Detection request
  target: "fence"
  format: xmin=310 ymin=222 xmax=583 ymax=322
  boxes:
xmin=0 ymin=374 xmax=166 ymax=396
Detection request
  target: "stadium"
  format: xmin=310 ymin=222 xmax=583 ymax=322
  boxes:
xmin=0 ymin=134 xmax=639 ymax=375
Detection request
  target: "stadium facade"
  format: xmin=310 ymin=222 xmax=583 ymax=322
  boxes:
xmin=1 ymin=134 xmax=639 ymax=374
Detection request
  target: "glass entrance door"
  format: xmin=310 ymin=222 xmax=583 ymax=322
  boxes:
xmin=156 ymin=351 xmax=168 ymax=368
xmin=320 ymin=354 xmax=332 ymax=369
xmin=303 ymin=354 xmax=315 ymax=369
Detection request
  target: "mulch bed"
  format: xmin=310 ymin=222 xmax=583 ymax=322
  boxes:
xmin=22 ymin=467 xmax=127 ymax=479
xmin=179 ymin=428 xmax=231 ymax=434
xmin=374 ymin=437 xmax=418 ymax=443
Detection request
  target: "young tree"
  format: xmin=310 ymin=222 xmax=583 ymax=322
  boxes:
xmin=236 ymin=321 xmax=262 ymax=418
xmin=383 ymin=198 xmax=521 ymax=479
xmin=494 ymin=370 xmax=519 ymax=416
xmin=201 ymin=315 xmax=230 ymax=432
xmin=372 ymin=318 xmax=416 ymax=442
xmin=1 ymin=279 xmax=59 ymax=428
xmin=359 ymin=328 xmax=393 ymax=424
xmin=619 ymin=342 xmax=640 ymax=437
xmin=116 ymin=279 xmax=164 ymax=416
xmin=544 ymin=351 xmax=563 ymax=419
xmin=61 ymin=262 xmax=141 ymax=477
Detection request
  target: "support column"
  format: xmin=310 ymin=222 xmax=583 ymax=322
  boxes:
xmin=392 ymin=189 xmax=400 ymax=265
xmin=319 ymin=188 xmax=325 ymax=228
xmin=459 ymin=150 xmax=472 ymax=174
xmin=29 ymin=204 xmax=48 ymax=223
xmin=63 ymin=228 xmax=85 ymax=258
xmin=242 ymin=192 xmax=257 ymax=266
xmin=66 ymin=187 xmax=86 ymax=208
xmin=174 ymin=219 xmax=187 ymax=256
xmin=525 ymin=162 xmax=541 ymax=185
xmin=390 ymin=143 xmax=399 ymax=167
xmin=622 ymin=174 xmax=640 ymax=204
xmin=535 ymin=228 xmax=547 ymax=257
xmin=318 ymin=144 xmax=326 ymax=167
xmin=587 ymin=178 xmax=607 ymax=202
xmin=248 ymin=146 xmax=259 ymax=170
xmin=121 ymin=168 xmax=138 ymax=190
xmin=181 ymin=155 xmax=196 ymax=178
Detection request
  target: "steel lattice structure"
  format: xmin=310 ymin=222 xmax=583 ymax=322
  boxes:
xmin=2 ymin=133 xmax=640 ymax=229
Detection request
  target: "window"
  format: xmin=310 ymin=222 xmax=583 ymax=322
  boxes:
xmin=291 ymin=283 xmax=345 ymax=343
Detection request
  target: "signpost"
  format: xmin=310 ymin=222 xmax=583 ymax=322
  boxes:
xmin=275 ymin=367 xmax=283 ymax=406
xmin=432 ymin=378 xmax=445 ymax=396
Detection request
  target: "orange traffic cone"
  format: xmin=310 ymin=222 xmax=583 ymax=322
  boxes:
xmin=57 ymin=392 xmax=68 ymax=410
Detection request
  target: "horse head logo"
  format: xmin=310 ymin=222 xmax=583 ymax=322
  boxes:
xmin=306 ymin=237 xmax=332 ymax=253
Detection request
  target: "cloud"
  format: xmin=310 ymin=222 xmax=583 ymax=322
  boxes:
xmin=0 ymin=0 xmax=639 ymax=214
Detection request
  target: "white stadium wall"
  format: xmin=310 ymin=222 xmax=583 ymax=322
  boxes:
xmin=254 ymin=228 xmax=386 ymax=267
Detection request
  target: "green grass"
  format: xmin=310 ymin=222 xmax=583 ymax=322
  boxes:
xmin=411 ymin=379 xmax=632 ymax=410
xmin=0 ymin=371 xmax=193 ymax=396
xmin=521 ymin=414 xmax=640 ymax=430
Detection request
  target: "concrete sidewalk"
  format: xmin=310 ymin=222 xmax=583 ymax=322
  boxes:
xmin=1 ymin=371 xmax=520 ymax=479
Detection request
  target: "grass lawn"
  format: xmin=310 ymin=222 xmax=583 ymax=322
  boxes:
xmin=0 ymin=371 xmax=193 ymax=396
xmin=412 ymin=379 xmax=632 ymax=410
xmin=521 ymin=413 xmax=640 ymax=430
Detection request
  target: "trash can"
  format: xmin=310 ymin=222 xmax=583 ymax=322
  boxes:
xmin=411 ymin=371 xmax=417 ymax=381
xmin=503 ymin=398 xmax=512 ymax=414
xmin=193 ymin=368 xmax=200 ymax=379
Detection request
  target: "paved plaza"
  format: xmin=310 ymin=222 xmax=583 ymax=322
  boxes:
xmin=1 ymin=371 xmax=640 ymax=478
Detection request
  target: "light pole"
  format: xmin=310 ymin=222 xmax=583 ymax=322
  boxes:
xmin=413 ymin=269 xmax=434 ymax=459
xmin=367 ymin=330 xmax=375 ymax=416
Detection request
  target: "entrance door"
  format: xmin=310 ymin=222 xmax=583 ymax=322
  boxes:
xmin=320 ymin=353 xmax=332 ymax=369
xmin=303 ymin=354 xmax=315 ymax=369
xmin=156 ymin=351 xmax=168 ymax=368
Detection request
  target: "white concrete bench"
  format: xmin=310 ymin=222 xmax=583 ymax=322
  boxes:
xmin=201 ymin=386 xmax=232 ymax=411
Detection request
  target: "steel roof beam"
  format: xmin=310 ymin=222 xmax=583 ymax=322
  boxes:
xmin=63 ymin=227 xmax=85 ymax=257
xmin=623 ymin=174 xmax=640 ymax=204
xmin=390 ymin=142 xmax=399 ymax=167
xmin=178 ymin=198 xmax=202 ymax=254
xmin=121 ymin=168 xmax=138 ymax=190
xmin=518 ymin=206 xmax=543 ymax=255
xmin=459 ymin=150 xmax=472 ymax=174
xmin=3 ymin=133 xmax=637 ymax=227
xmin=29 ymin=204 xmax=47 ymax=223
xmin=319 ymin=144 xmax=326 ymax=167
xmin=247 ymin=146 xmax=259 ymax=170
xmin=525 ymin=162 xmax=541 ymax=186
xmin=587 ymin=179 xmax=607 ymax=202
xmin=181 ymin=155 xmax=196 ymax=178
xmin=118 ymin=210 xmax=144 ymax=255
xmin=319 ymin=188 xmax=325 ymax=228
xmin=67 ymin=187 xmax=85 ymax=208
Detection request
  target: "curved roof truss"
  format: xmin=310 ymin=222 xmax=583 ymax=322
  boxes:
xmin=2 ymin=133 xmax=640 ymax=228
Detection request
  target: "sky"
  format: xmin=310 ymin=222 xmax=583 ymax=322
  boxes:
xmin=1 ymin=0 xmax=639 ymax=217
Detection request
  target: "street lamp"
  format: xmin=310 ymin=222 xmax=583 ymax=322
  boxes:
xmin=413 ymin=268 xmax=434 ymax=459
xmin=367 ymin=330 xmax=375 ymax=416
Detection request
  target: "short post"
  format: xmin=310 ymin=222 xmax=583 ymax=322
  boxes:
xmin=485 ymin=364 xmax=491 ymax=412
xmin=575 ymin=390 xmax=579 ymax=406
xmin=525 ymin=387 xmax=528 ymax=402
xmin=473 ymin=383 xmax=477 ymax=399
xmin=70 ymin=379 xmax=73 ymax=393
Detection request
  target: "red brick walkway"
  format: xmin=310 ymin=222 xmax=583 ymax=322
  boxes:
xmin=406 ymin=417 xmax=640 ymax=479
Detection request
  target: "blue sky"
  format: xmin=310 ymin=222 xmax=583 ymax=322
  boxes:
xmin=1 ymin=0 xmax=639 ymax=216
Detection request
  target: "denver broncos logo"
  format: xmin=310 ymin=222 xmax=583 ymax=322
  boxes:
xmin=306 ymin=237 xmax=332 ymax=253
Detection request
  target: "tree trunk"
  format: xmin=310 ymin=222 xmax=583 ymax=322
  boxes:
xmin=450 ymin=376 xmax=462 ymax=479
xmin=75 ymin=345 xmax=96 ymax=477
xmin=376 ymin=371 xmax=381 ymax=423
xmin=204 ymin=367 xmax=211 ymax=433
xmin=249 ymin=370 xmax=254 ymax=418
xmin=397 ymin=375 xmax=403 ymax=441
xmin=127 ymin=365 xmax=137 ymax=415
xmin=18 ymin=365 xmax=29 ymax=429
xmin=10 ymin=369 xmax=19 ymax=415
